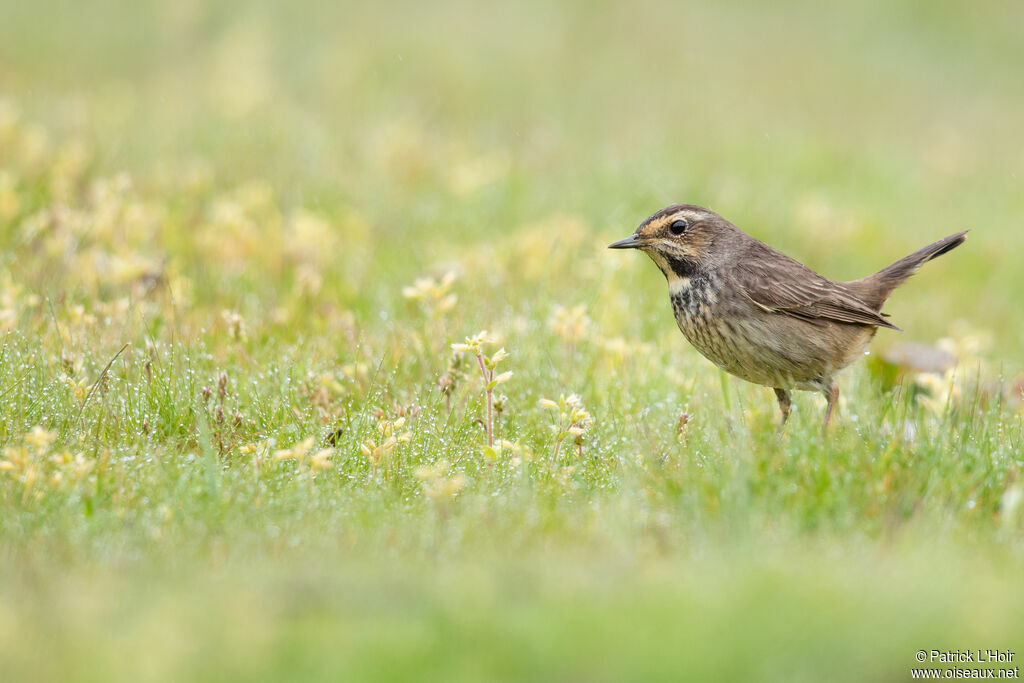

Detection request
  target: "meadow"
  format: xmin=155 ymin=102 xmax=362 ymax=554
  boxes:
xmin=1 ymin=1 xmax=1023 ymax=680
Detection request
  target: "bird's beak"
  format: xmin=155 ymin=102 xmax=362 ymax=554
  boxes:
xmin=608 ymin=235 xmax=645 ymax=250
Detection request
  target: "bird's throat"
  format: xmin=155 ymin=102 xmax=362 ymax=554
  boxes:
xmin=665 ymin=253 xmax=698 ymax=279
xmin=647 ymin=250 xmax=700 ymax=287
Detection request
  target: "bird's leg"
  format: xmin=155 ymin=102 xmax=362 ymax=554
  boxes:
xmin=773 ymin=388 xmax=791 ymax=427
xmin=822 ymin=381 xmax=839 ymax=428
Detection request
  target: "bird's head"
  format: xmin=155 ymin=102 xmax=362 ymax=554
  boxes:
xmin=609 ymin=204 xmax=734 ymax=281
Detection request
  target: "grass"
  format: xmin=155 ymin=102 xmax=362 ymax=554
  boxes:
xmin=1 ymin=0 xmax=1023 ymax=680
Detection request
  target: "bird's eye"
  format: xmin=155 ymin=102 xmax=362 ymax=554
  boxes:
xmin=669 ymin=219 xmax=688 ymax=235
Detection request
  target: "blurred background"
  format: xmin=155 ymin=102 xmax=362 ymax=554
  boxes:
xmin=4 ymin=0 xmax=1023 ymax=353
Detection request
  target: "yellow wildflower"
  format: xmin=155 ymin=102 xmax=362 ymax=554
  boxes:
xmin=274 ymin=436 xmax=315 ymax=462
xmin=403 ymin=271 xmax=457 ymax=316
xmin=548 ymin=304 xmax=591 ymax=344
xmin=25 ymin=426 xmax=57 ymax=450
xmin=309 ymin=449 xmax=334 ymax=473
xmin=414 ymin=459 xmax=467 ymax=502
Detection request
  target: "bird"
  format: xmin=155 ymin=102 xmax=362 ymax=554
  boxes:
xmin=609 ymin=204 xmax=966 ymax=427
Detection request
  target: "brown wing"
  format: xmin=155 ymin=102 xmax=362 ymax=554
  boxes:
xmin=734 ymin=245 xmax=900 ymax=330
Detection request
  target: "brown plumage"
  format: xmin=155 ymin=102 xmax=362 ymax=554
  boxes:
xmin=609 ymin=204 xmax=967 ymax=426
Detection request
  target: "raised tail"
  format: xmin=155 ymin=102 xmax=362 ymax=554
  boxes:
xmin=843 ymin=231 xmax=967 ymax=310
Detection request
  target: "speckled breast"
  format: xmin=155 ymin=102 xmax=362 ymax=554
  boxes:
xmin=669 ymin=274 xmax=732 ymax=366
xmin=667 ymin=273 xmax=805 ymax=388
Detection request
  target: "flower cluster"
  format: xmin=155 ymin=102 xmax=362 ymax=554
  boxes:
xmin=0 ymin=426 xmax=94 ymax=502
xmin=548 ymin=304 xmax=591 ymax=345
xmin=403 ymin=271 xmax=458 ymax=317
xmin=268 ymin=436 xmax=336 ymax=479
xmin=414 ymin=459 xmax=466 ymax=502
xmin=359 ymin=415 xmax=412 ymax=473
xmin=452 ymin=330 xmax=512 ymax=448
xmin=539 ymin=393 xmax=594 ymax=459
xmin=483 ymin=439 xmax=533 ymax=467
xmin=914 ymin=325 xmax=992 ymax=417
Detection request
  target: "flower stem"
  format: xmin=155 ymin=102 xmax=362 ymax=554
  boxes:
xmin=475 ymin=353 xmax=493 ymax=447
